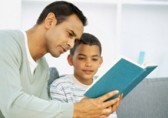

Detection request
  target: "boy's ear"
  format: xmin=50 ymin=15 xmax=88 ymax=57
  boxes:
xmin=67 ymin=54 xmax=73 ymax=66
xmin=99 ymin=56 xmax=103 ymax=67
xmin=44 ymin=12 xmax=57 ymax=29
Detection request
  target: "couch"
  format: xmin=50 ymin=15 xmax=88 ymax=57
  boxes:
xmin=116 ymin=77 xmax=168 ymax=118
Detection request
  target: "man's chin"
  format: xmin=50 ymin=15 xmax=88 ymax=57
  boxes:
xmin=50 ymin=53 xmax=60 ymax=58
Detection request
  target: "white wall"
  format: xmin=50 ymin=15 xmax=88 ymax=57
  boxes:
xmin=2 ymin=0 xmax=168 ymax=78
xmin=0 ymin=0 xmax=21 ymax=29
xmin=120 ymin=4 xmax=168 ymax=77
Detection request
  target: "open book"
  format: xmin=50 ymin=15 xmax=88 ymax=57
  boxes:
xmin=84 ymin=57 xmax=157 ymax=100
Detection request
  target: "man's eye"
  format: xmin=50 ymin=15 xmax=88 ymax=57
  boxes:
xmin=69 ymin=33 xmax=73 ymax=36
xmin=74 ymin=39 xmax=78 ymax=43
xmin=68 ymin=32 xmax=74 ymax=38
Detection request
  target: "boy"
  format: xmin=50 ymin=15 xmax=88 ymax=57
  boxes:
xmin=50 ymin=33 xmax=118 ymax=118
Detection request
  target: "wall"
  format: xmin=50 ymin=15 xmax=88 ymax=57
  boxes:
xmin=1 ymin=0 xmax=168 ymax=78
xmin=120 ymin=4 xmax=168 ymax=77
xmin=0 ymin=0 xmax=21 ymax=29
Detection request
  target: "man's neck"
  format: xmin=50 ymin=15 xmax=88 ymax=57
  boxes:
xmin=26 ymin=26 xmax=47 ymax=61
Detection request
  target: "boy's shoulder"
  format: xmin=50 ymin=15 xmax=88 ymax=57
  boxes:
xmin=51 ymin=74 xmax=74 ymax=86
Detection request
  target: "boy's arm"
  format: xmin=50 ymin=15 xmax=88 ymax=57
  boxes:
xmin=50 ymin=80 xmax=68 ymax=102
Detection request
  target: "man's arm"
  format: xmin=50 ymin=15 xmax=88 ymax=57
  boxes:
xmin=0 ymin=32 xmax=73 ymax=118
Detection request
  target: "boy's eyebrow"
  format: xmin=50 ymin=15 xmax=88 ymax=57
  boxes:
xmin=78 ymin=53 xmax=100 ymax=57
xmin=92 ymin=55 xmax=99 ymax=57
xmin=78 ymin=54 xmax=86 ymax=56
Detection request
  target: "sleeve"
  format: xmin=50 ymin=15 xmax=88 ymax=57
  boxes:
xmin=50 ymin=79 xmax=68 ymax=103
xmin=0 ymin=32 xmax=73 ymax=118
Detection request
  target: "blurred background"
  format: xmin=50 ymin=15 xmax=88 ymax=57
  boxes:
xmin=1 ymin=0 xmax=168 ymax=78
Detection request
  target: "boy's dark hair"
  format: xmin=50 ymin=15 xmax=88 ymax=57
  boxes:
xmin=36 ymin=1 xmax=87 ymax=26
xmin=70 ymin=33 xmax=102 ymax=55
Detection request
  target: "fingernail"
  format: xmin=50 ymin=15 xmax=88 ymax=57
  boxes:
xmin=115 ymin=90 xmax=119 ymax=93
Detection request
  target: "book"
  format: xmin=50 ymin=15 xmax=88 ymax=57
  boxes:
xmin=84 ymin=57 xmax=157 ymax=100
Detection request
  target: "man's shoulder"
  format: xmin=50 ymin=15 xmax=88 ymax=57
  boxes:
xmin=0 ymin=29 xmax=23 ymax=36
xmin=0 ymin=29 xmax=24 ymax=43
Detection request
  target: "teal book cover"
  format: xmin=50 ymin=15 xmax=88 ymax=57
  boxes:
xmin=84 ymin=57 xmax=157 ymax=100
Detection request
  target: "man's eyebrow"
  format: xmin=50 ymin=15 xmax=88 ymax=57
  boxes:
xmin=69 ymin=30 xmax=81 ymax=40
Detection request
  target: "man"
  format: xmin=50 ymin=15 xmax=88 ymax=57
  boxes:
xmin=0 ymin=1 xmax=121 ymax=118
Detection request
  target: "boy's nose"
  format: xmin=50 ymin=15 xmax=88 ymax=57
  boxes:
xmin=85 ymin=61 xmax=91 ymax=67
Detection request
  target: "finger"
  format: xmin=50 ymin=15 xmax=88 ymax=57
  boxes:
xmin=100 ymin=115 xmax=108 ymax=118
xmin=97 ymin=90 xmax=119 ymax=102
xmin=114 ymin=94 xmax=122 ymax=109
xmin=115 ymin=95 xmax=121 ymax=108
xmin=112 ymin=94 xmax=123 ymax=112
xmin=111 ymin=101 xmax=118 ymax=112
xmin=102 ymin=96 xmax=120 ymax=108
xmin=101 ymin=107 xmax=112 ymax=117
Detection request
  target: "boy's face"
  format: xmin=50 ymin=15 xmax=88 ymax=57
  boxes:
xmin=68 ymin=44 xmax=103 ymax=85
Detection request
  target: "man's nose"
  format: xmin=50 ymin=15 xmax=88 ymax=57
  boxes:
xmin=67 ymin=38 xmax=75 ymax=48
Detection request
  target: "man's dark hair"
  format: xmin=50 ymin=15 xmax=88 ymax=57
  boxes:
xmin=70 ymin=33 xmax=102 ymax=55
xmin=36 ymin=1 xmax=87 ymax=26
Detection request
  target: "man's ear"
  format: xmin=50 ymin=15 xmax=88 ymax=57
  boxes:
xmin=44 ymin=12 xmax=57 ymax=29
xmin=67 ymin=54 xmax=73 ymax=66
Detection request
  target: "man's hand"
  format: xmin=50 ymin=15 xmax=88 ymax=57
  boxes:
xmin=73 ymin=90 xmax=122 ymax=118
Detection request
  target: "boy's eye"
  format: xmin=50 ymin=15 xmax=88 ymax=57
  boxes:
xmin=92 ymin=58 xmax=98 ymax=61
xmin=78 ymin=57 xmax=85 ymax=60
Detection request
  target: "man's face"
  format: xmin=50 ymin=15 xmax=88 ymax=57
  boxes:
xmin=45 ymin=14 xmax=84 ymax=57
